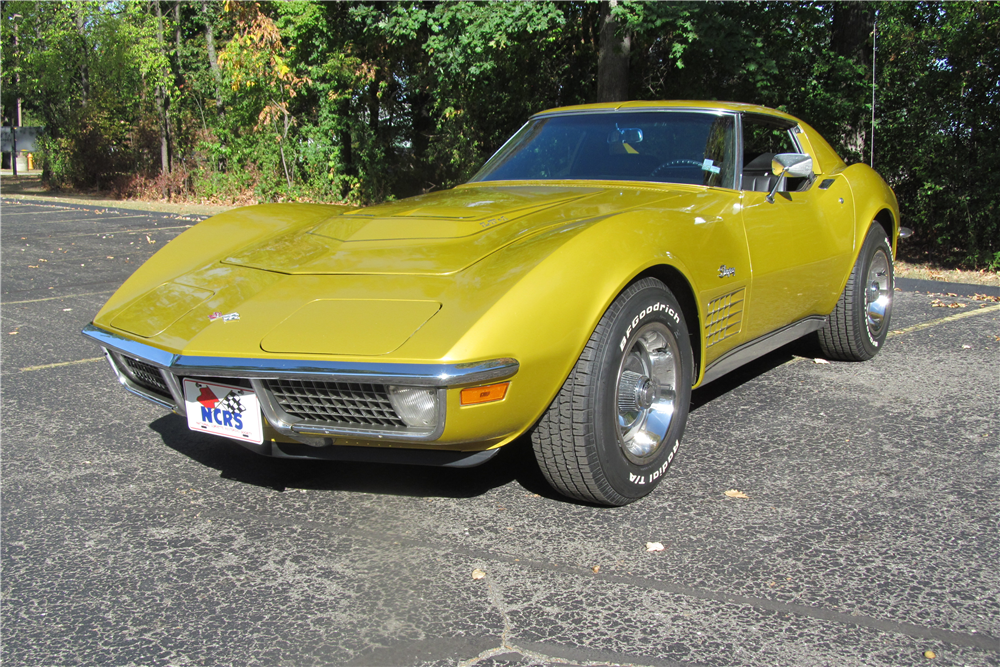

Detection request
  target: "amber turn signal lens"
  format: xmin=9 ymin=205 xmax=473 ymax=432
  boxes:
xmin=460 ymin=382 xmax=509 ymax=406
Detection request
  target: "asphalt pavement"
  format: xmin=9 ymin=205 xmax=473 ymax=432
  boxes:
xmin=2 ymin=199 xmax=998 ymax=667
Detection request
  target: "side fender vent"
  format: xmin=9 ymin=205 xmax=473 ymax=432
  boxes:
xmin=705 ymin=288 xmax=746 ymax=348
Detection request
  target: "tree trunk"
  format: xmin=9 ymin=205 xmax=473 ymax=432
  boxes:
xmin=832 ymin=1 xmax=874 ymax=65
xmin=153 ymin=0 xmax=171 ymax=188
xmin=280 ymin=107 xmax=293 ymax=190
xmin=174 ymin=1 xmax=182 ymax=55
xmin=201 ymin=0 xmax=224 ymax=113
xmin=74 ymin=3 xmax=90 ymax=106
xmin=597 ymin=0 xmax=630 ymax=103
xmin=10 ymin=106 xmax=17 ymax=177
xmin=832 ymin=1 xmax=875 ymax=162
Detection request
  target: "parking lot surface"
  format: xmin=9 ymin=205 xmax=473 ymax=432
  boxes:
xmin=2 ymin=199 xmax=998 ymax=667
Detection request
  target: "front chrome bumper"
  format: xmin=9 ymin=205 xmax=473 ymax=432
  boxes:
xmin=82 ymin=324 xmax=519 ymax=447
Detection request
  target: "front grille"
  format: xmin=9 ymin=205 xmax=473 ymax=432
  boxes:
xmin=120 ymin=354 xmax=171 ymax=397
xmin=265 ymin=379 xmax=406 ymax=427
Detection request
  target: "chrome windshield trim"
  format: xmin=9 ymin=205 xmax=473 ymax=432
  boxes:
xmin=82 ymin=324 xmax=519 ymax=386
xmin=531 ymin=107 xmax=737 ymax=120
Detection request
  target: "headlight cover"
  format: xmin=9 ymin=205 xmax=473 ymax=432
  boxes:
xmin=388 ymin=385 xmax=439 ymax=429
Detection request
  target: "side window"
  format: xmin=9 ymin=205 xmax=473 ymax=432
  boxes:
xmin=741 ymin=116 xmax=808 ymax=192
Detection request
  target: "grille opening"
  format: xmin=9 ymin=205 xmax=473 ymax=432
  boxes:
xmin=265 ymin=379 xmax=406 ymax=428
xmin=119 ymin=354 xmax=171 ymax=398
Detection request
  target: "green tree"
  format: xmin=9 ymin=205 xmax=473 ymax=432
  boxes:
xmin=876 ymin=2 xmax=999 ymax=268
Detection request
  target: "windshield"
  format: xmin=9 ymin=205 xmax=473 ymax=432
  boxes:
xmin=470 ymin=111 xmax=736 ymax=188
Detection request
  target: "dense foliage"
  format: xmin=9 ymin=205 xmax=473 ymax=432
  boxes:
xmin=1 ymin=1 xmax=996 ymax=268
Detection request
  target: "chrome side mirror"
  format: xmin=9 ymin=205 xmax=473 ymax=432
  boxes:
xmin=766 ymin=153 xmax=814 ymax=203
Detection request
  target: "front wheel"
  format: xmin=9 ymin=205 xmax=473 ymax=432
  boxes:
xmin=818 ymin=224 xmax=894 ymax=361
xmin=532 ymin=278 xmax=693 ymax=506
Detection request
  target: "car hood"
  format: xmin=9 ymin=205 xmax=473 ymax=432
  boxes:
xmin=221 ymin=185 xmax=616 ymax=276
xmin=99 ymin=183 xmax=691 ymax=358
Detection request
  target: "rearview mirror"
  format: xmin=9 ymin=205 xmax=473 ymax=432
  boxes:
xmin=771 ymin=153 xmax=813 ymax=177
xmin=767 ymin=153 xmax=814 ymax=203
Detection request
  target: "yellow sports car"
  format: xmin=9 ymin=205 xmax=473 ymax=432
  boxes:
xmin=83 ymin=101 xmax=900 ymax=505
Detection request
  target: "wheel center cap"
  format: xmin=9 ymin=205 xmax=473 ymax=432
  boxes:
xmin=868 ymin=281 xmax=880 ymax=303
xmin=636 ymin=379 xmax=658 ymax=409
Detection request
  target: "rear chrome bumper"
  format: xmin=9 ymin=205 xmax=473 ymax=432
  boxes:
xmin=82 ymin=324 xmax=518 ymax=447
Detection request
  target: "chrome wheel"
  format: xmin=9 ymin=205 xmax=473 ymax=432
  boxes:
xmin=616 ymin=322 xmax=680 ymax=464
xmin=865 ymin=248 xmax=891 ymax=340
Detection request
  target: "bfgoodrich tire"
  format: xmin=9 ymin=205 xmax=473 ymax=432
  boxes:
xmin=531 ymin=278 xmax=693 ymax=506
xmin=818 ymin=224 xmax=894 ymax=361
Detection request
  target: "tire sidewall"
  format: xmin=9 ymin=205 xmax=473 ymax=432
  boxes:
xmin=855 ymin=228 xmax=894 ymax=357
xmin=593 ymin=281 xmax=692 ymax=500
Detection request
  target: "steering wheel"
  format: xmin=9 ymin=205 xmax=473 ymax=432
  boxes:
xmin=650 ymin=159 xmax=704 ymax=178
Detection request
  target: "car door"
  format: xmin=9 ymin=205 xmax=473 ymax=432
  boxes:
xmin=739 ymin=114 xmax=856 ymax=341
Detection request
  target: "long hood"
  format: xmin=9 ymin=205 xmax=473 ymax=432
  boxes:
xmin=97 ymin=183 xmax=696 ymax=359
xmin=221 ymin=185 xmax=664 ymax=276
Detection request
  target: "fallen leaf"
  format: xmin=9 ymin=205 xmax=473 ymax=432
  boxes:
xmin=645 ymin=542 xmax=665 ymax=552
xmin=471 ymin=568 xmax=486 ymax=580
xmin=725 ymin=489 xmax=749 ymax=499
xmin=592 ymin=565 xmax=601 ymax=573
xmin=924 ymin=650 xmax=936 ymax=659
xmin=813 ymin=358 xmax=830 ymax=364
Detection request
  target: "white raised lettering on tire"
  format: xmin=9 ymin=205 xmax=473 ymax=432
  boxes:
xmin=620 ymin=303 xmax=680 ymax=351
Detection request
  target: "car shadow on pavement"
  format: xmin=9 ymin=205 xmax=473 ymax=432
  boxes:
xmin=150 ymin=414 xmax=553 ymax=500
xmin=149 ymin=338 xmax=822 ymax=503
xmin=690 ymin=336 xmax=822 ymax=411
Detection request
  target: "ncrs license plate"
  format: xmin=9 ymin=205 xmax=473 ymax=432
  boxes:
xmin=183 ymin=379 xmax=264 ymax=445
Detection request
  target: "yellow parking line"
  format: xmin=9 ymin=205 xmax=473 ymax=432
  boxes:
xmin=21 ymin=357 xmax=105 ymax=372
xmin=785 ymin=303 xmax=1000 ymax=367
xmin=52 ymin=225 xmax=192 ymax=237
xmin=2 ymin=290 xmax=115 ymax=305
xmin=27 ymin=215 xmax=154 ymax=223
xmin=886 ymin=303 xmax=1000 ymax=337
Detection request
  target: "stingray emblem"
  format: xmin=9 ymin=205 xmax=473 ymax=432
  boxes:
xmin=209 ymin=311 xmax=240 ymax=323
xmin=718 ymin=264 xmax=736 ymax=279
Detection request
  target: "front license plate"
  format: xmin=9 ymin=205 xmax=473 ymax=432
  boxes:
xmin=183 ymin=379 xmax=264 ymax=445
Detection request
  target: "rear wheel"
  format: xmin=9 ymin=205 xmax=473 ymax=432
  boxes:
xmin=532 ymin=278 xmax=693 ymax=506
xmin=818 ymin=224 xmax=894 ymax=361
